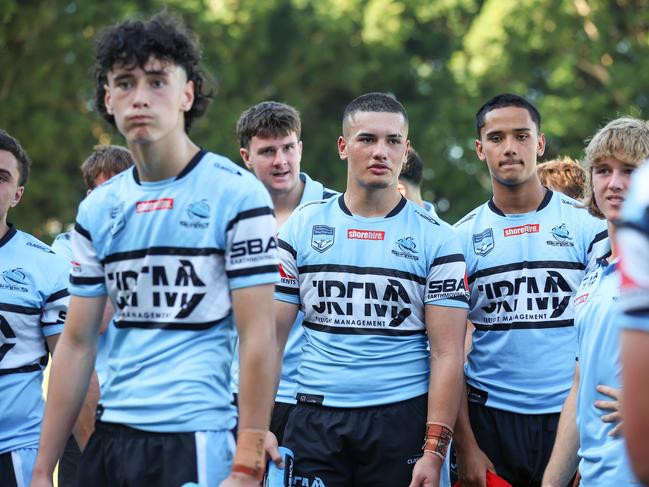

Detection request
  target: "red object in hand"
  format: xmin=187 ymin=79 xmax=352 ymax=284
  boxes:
xmin=453 ymin=470 xmax=513 ymax=487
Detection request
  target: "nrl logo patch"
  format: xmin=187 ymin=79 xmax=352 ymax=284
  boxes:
xmin=311 ymin=225 xmax=335 ymax=253
xmin=472 ymin=228 xmax=494 ymax=256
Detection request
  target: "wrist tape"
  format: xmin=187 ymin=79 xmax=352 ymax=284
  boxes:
xmin=422 ymin=422 xmax=453 ymax=461
xmin=232 ymin=428 xmax=266 ymax=481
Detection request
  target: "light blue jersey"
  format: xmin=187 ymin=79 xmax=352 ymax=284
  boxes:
xmin=276 ymin=195 xmax=469 ymax=408
xmin=454 ymin=190 xmax=609 ymax=413
xmin=52 ymin=229 xmax=112 ymax=392
xmin=0 ymin=226 xmax=69 ymax=454
xmin=618 ymin=162 xmax=649 ymax=332
xmin=231 ymin=172 xmax=337 ymax=404
xmin=69 ymin=150 xmax=278 ymax=433
xmin=573 ymin=258 xmax=637 ymax=485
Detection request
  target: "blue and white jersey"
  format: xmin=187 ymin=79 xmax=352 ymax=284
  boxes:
xmin=51 ymin=230 xmax=72 ymax=261
xmin=454 ymin=190 xmax=608 ymax=413
xmin=275 ymin=195 xmax=469 ymax=408
xmin=0 ymin=226 xmax=69 ymax=453
xmin=231 ymin=172 xmax=337 ymax=404
xmin=52 ymin=229 xmax=113 ymax=391
xmin=69 ymin=150 xmax=278 ymax=433
xmin=423 ymin=200 xmax=438 ymax=217
xmin=618 ymin=162 xmax=649 ymax=333
xmin=573 ymin=259 xmax=637 ymax=485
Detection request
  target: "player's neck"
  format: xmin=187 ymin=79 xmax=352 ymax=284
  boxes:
xmin=344 ymin=186 xmax=402 ymax=218
xmin=491 ymin=176 xmax=546 ymax=215
xmin=273 ymin=179 xmax=305 ymax=228
xmin=128 ymin=132 xmax=200 ymax=182
xmin=0 ymin=219 xmax=9 ymax=240
xmin=607 ymin=220 xmax=618 ymax=261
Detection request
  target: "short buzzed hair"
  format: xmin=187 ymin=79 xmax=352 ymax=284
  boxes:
xmin=236 ymin=101 xmax=301 ymax=149
xmin=80 ymin=145 xmax=134 ymax=190
xmin=399 ymin=148 xmax=424 ymax=187
xmin=0 ymin=129 xmax=31 ymax=186
xmin=342 ymin=92 xmax=408 ymax=135
xmin=476 ymin=93 xmax=541 ymax=138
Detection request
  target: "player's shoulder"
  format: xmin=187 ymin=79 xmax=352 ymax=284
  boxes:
xmin=453 ymin=202 xmax=487 ymax=232
xmin=296 ymin=194 xmax=337 ymax=215
xmin=201 ymin=151 xmax=270 ymax=201
xmin=80 ymin=167 xmax=132 ymax=212
xmin=14 ymin=229 xmax=68 ymax=270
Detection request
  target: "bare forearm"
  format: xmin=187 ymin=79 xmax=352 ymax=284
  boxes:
xmin=34 ymin=335 xmax=97 ymax=475
xmin=428 ymin=351 xmax=464 ymax=426
xmin=238 ymin=332 xmax=277 ymax=430
xmin=542 ymin=382 xmax=580 ymax=486
xmin=72 ymin=371 xmax=100 ymax=451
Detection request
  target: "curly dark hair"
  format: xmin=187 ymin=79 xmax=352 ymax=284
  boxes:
xmin=94 ymin=12 xmax=212 ymax=132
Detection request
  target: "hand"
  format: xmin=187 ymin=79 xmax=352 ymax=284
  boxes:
xmin=264 ymin=431 xmax=284 ymax=468
xmin=595 ymin=385 xmax=623 ymax=436
xmin=456 ymin=443 xmax=496 ymax=487
xmin=219 ymin=472 xmax=261 ymax=487
xmin=408 ymin=453 xmax=441 ymax=487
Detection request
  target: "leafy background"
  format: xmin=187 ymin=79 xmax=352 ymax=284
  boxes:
xmin=2 ymin=0 xmax=647 ymax=238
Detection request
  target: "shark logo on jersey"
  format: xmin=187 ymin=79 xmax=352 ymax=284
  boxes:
xmin=0 ymin=268 xmax=28 ymax=292
xmin=0 ymin=314 xmax=17 ymax=362
xmin=110 ymin=204 xmax=125 ymax=236
xmin=311 ymin=225 xmax=334 ymax=253
xmin=181 ymin=199 xmax=211 ymax=229
xmin=392 ymin=237 xmax=419 ymax=260
xmin=472 ymin=228 xmax=494 ymax=256
xmin=548 ymin=223 xmax=574 ymax=247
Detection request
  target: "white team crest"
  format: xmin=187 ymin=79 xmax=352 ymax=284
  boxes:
xmin=472 ymin=228 xmax=494 ymax=256
xmin=311 ymin=225 xmax=335 ymax=253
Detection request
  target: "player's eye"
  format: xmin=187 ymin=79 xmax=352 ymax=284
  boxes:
xmin=151 ymin=79 xmax=166 ymax=88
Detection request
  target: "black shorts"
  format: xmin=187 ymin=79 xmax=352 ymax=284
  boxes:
xmin=269 ymin=401 xmax=295 ymax=445
xmin=465 ymin=390 xmax=560 ymax=487
xmin=284 ymin=394 xmax=427 ymax=487
xmin=77 ymin=421 xmax=234 ymax=487
xmin=58 ymin=436 xmax=81 ymax=487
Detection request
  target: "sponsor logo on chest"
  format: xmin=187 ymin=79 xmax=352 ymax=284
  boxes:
xmin=504 ymin=223 xmax=540 ymax=237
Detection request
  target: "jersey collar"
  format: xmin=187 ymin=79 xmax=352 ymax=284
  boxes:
xmin=338 ymin=193 xmax=407 ymax=218
xmin=488 ymin=188 xmax=553 ymax=216
xmin=0 ymin=223 xmax=17 ymax=248
xmin=132 ymin=149 xmax=206 ymax=185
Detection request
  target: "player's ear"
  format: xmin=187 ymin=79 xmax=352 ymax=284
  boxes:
xmin=537 ymin=132 xmax=546 ymax=157
xmin=338 ymin=136 xmax=348 ymax=161
xmin=11 ymin=186 xmax=24 ymax=208
xmin=240 ymin=147 xmax=253 ymax=170
xmin=181 ymin=79 xmax=195 ymax=112
xmin=104 ymin=85 xmax=114 ymax=115
xmin=397 ymin=182 xmax=407 ymax=197
xmin=475 ymin=139 xmax=486 ymax=161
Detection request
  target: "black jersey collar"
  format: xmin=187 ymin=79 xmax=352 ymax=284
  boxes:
xmin=0 ymin=223 xmax=17 ymax=248
xmin=488 ymin=188 xmax=553 ymax=216
xmin=133 ymin=149 xmax=207 ymax=185
xmin=338 ymin=193 xmax=407 ymax=218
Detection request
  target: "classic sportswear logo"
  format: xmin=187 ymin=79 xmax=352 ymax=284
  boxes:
xmin=347 ymin=229 xmax=385 ymax=240
xmin=136 ymin=198 xmax=174 ymax=213
xmin=504 ymin=224 xmax=539 ymax=237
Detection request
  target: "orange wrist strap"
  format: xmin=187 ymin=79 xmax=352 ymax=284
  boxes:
xmin=422 ymin=421 xmax=453 ymax=461
xmin=232 ymin=428 xmax=266 ymax=481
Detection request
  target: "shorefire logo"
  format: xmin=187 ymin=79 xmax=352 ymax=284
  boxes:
xmin=136 ymin=198 xmax=174 ymax=213
xmin=347 ymin=229 xmax=385 ymax=240
xmin=504 ymin=224 xmax=539 ymax=237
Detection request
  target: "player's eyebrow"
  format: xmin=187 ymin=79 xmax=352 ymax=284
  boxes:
xmin=0 ymin=168 xmax=13 ymax=180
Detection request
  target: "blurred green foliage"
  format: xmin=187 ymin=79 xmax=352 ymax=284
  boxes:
xmin=1 ymin=0 xmax=647 ymax=239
